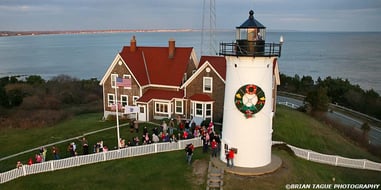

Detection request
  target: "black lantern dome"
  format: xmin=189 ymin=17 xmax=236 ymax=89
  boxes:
xmin=219 ymin=10 xmax=282 ymax=57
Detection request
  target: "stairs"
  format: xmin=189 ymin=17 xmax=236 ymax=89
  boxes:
xmin=206 ymin=160 xmax=224 ymax=190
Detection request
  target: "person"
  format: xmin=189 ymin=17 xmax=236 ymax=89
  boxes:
xmin=201 ymin=133 xmax=208 ymax=153
xmin=80 ymin=137 xmax=89 ymax=155
xmin=35 ymin=153 xmax=42 ymax=163
xmin=16 ymin=161 xmax=23 ymax=169
xmin=170 ymin=134 xmax=177 ymax=143
xmin=161 ymin=120 xmax=168 ymax=133
xmin=40 ymin=147 xmax=47 ymax=162
xmin=134 ymin=119 xmax=139 ymax=133
xmin=28 ymin=157 xmax=33 ymax=165
xmin=52 ymin=145 xmax=60 ymax=160
xmin=185 ymin=143 xmax=194 ymax=165
xmin=210 ymin=139 xmax=218 ymax=157
xmin=168 ymin=118 xmax=175 ymax=135
xmin=68 ymin=143 xmax=75 ymax=156
xmin=152 ymin=133 xmax=160 ymax=143
xmin=227 ymin=149 xmax=235 ymax=168
xmin=257 ymin=32 xmax=262 ymax=40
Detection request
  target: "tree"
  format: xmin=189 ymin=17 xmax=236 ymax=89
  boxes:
xmin=26 ymin=75 xmax=45 ymax=85
xmin=305 ymin=86 xmax=330 ymax=112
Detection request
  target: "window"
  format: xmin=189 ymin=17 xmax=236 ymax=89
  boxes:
xmin=155 ymin=102 xmax=169 ymax=114
xmin=203 ymin=77 xmax=212 ymax=93
xmin=111 ymin=74 xmax=118 ymax=88
xmin=133 ymin=96 xmax=139 ymax=105
xmin=121 ymin=95 xmax=128 ymax=107
xmin=191 ymin=101 xmax=213 ymax=120
xmin=122 ymin=74 xmax=132 ymax=89
xmin=195 ymin=103 xmax=203 ymax=117
xmin=175 ymin=100 xmax=183 ymax=114
xmin=107 ymin=93 xmax=115 ymax=107
xmin=205 ymin=103 xmax=212 ymax=119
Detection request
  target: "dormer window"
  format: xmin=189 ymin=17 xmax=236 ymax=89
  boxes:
xmin=203 ymin=77 xmax=212 ymax=93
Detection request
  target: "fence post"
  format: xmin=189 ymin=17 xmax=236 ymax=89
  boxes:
xmin=103 ymin=152 xmax=106 ymax=161
xmin=335 ymin=156 xmax=338 ymax=166
xmin=154 ymin=143 xmax=158 ymax=153
xmin=22 ymin=166 xmax=27 ymax=176
xmin=50 ymin=161 xmax=55 ymax=171
xmin=307 ymin=151 xmax=310 ymax=160
xmin=363 ymin=160 xmax=367 ymax=169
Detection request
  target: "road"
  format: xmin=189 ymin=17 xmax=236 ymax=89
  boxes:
xmin=277 ymin=95 xmax=381 ymax=145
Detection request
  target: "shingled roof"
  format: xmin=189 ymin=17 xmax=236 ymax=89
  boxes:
xmin=119 ymin=44 xmax=194 ymax=87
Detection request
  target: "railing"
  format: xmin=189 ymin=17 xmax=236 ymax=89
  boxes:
xmin=219 ymin=42 xmax=282 ymax=57
xmin=0 ymin=138 xmax=202 ymax=184
xmin=272 ymin=141 xmax=381 ymax=172
xmin=278 ymin=101 xmax=300 ymax=109
xmin=2 ymin=138 xmax=381 ymax=184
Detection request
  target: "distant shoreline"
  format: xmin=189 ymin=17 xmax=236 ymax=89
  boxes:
xmin=0 ymin=29 xmax=199 ymax=37
xmin=2 ymin=29 xmax=378 ymax=37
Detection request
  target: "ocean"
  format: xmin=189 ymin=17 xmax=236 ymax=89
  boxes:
xmin=0 ymin=31 xmax=380 ymax=93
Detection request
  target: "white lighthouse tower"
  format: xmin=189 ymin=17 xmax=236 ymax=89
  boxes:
xmin=219 ymin=10 xmax=283 ymax=168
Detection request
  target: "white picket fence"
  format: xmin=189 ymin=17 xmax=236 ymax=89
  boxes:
xmin=273 ymin=141 xmax=381 ymax=172
xmin=0 ymin=138 xmax=202 ymax=184
xmin=2 ymin=139 xmax=381 ymax=184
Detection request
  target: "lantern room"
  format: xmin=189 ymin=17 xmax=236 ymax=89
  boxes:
xmin=236 ymin=10 xmax=266 ymax=43
xmin=219 ymin=10 xmax=282 ymax=57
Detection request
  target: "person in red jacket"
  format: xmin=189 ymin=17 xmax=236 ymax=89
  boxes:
xmin=210 ymin=139 xmax=218 ymax=157
xmin=227 ymin=149 xmax=235 ymax=168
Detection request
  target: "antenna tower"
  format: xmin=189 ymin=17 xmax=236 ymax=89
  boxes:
xmin=201 ymin=0 xmax=217 ymax=56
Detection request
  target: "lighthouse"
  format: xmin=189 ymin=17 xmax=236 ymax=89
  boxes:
xmin=219 ymin=10 xmax=283 ymax=168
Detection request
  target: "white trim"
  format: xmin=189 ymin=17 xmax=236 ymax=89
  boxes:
xmin=99 ymin=54 xmax=142 ymax=88
xmin=180 ymin=60 xmax=225 ymax=89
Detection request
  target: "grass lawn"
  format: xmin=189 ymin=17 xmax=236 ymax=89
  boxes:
xmin=1 ymin=106 xmax=381 ymax=189
xmin=273 ymin=106 xmax=381 ymax=162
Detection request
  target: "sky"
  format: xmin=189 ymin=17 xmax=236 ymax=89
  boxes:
xmin=1 ymin=0 xmax=381 ymax=32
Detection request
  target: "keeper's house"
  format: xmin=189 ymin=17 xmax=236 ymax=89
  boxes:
xmin=99 ymin=36 xmax=226 ymax=124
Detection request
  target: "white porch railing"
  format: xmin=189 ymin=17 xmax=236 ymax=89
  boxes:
xmin=0 ymin=138 xmax=202 ymax=184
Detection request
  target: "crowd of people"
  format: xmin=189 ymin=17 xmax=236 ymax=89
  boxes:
xmin=16 ymin=117 xmax=226 ymax=168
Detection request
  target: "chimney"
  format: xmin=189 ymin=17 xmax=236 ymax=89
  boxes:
xmin=168 ymin=38 xmax=175 ymax=58
xmin=130 ymin=36 xmax=136 ymax=52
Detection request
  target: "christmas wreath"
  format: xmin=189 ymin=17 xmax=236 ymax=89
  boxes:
xmin=234 ymin=84 xmax=265 ymax=118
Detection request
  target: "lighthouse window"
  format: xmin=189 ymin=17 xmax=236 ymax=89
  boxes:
xmin=238 ymin=28 xmax=247 ymax=40
xmin=203 ymin=77 xmax=213 ymax=93
xmin=248 ymin=29 xmax=257 ymax=41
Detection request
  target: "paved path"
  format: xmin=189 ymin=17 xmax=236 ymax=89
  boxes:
xmin=206 ymin=159 xmax=224 ymax=190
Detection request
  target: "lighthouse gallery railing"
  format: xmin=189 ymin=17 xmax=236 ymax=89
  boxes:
xmin=219 ymin=41 xmax=282 ymax=57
